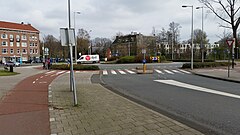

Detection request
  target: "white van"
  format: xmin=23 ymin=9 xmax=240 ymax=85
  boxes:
xmin=77 ymin=55 xmax=100 ymax=64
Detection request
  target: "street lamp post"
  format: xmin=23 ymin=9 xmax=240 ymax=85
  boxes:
xmin=182 ymin=5 xmax=194 ymax=70
xmin=88 ymin=30 xmax=92 ymax=55
xmin=74 ymin=11 xmax=81 ymax=64
xmin=196 ymin=6 xmax=204 ymax=63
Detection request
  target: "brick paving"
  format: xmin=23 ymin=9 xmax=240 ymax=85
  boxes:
xmin=49 ymin=71 xmax=204 ymax=135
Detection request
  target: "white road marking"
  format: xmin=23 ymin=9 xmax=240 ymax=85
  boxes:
xmin=39 ymin=82 xmax=47 ymax=84
xmin=154 ymin=80 xmax=240 ymax=99
xmin=111 ymin=70 xmax=117 ymax=75
xmin=45 ymin=71 xmax=56 ymax=74
xmin=56 ymin=71 xmax=65 ymax=75
xmin=178 ymin=69 xmax=191 ymax=74
xmin=40 ymin=76 xmax=44 ymax=78
xmin=172 ymin=70 xmax=182 ymax=74
xmin=164 ymin=70 xmax=174 ymax=74
xmin=103 ymin=70 xmax=108 ymax=75
xmin=155 ymin=69 xmax=164 ymax=74
xmin=125 ymin=69 xmax=135 ymax=74
xmin=118 ymin=69 xmax=126 ymax=74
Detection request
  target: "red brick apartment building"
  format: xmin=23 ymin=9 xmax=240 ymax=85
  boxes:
xmin=0 ymin=21 xmax=40 ymax=63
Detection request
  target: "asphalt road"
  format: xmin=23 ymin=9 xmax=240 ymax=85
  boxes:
xmin=99 ymin=63 xmax=240 ymax=135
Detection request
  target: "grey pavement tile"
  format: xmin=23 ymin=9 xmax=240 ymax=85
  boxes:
xmin=49 ymin=72 xmax=204 ymax=135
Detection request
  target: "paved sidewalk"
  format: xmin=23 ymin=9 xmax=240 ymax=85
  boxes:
xmin=49 ymin=71 xmax=203 ymax=135
xmin=192 ymin=64 xmax=240 ymax=83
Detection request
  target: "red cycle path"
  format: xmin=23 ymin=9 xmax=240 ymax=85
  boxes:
xmin=0 ymin=71 xmax=64 ymax=135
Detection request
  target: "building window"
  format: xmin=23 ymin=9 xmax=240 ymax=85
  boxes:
xmin=10 ymin=49 xmax=14 ymax=54
xmin=22 ymin=35 xmax=27 ymax=40
xmin=10 ymin=42 xmax=14 ymax=47
xmin=17 ymin=42 xmax=20 ymax=47
xmin=17 ymin=49 xmax=20 ymax=54
xmin=35 ymin=49 xmax=38 ymax=54
xmin=1 ymin=33 xmax=8 ymax=39
xmin=22 ymin=42 xmax=27 ymax=47
xmin=10 ymin=34 xmax=13 ymax=39
xmin=22 ymin=49 xmax=27 ymax=54
xmin=30 ymin=49 xmax=33 ymax=54
xmin=16 ymin=35 xmax=20 ymax=42
xmin=1 ymin=41 xmax=8 ymax=46
xmin=2 ymin=49 xmax=8 ymax=54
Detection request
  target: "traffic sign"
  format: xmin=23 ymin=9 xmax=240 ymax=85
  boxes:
xmin=226 ymin=39 xmax=234 ymax=48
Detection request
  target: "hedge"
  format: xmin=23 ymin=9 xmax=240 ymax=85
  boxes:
xmin=182 ymin=62 xmax=230 ymax=69
xmin=51 ymin=64 xmax=100 ymax=70
xmin=172 ymin=59 xmax=214 ymax=62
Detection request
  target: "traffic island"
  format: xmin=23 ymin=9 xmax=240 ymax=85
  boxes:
xmin=135 ymin=66 xmax=153 ymax=74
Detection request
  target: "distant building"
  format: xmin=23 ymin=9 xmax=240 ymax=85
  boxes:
xmin=112 ymin=33 xmax=156 ymax=56
xmin=0 ymin=21 xmax=40 ymax=63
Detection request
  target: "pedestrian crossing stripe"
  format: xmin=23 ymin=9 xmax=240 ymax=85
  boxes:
xmin=101 ymin=69 xmax=191 ymax=75
xmin=154 ymin=69 xmax=164 ymax=74
xmin=164 ymin=70 xmax=174 ymax=74
xmin=111 ymin=70 xmax=117 ymax=74
xmin=172 ymin=70 xmax=182 ymax=74
xmin=125 ymin=69 xmax=136 ymax=74
xmin=103 ymin=70 xmax=108 ymax=75
xmin=178 ymin=69 xmax=191 ymax=74
xmin=118 ymin=69 xmax=126 ymax=74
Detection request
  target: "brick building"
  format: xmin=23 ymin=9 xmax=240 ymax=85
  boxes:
xmin=0 ymin=21 xmax=40 ymax=63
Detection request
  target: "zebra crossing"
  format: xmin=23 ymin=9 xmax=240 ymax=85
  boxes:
xmin=102 ymin=69 xmax=191 ymax=76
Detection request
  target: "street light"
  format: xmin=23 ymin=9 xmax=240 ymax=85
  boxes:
xmin=182 ymin=5 xmax=194 ymax=70
xmin=74 ymin=11 xmax=81 ymax=63
xmin=196 ymin=6 xmax=204 ymax=63
xmin=88 ymin=30 xmax=92 ymax=55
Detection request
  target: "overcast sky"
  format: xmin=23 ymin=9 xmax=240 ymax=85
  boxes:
xmin=1 ymin=0 xmax=229 ymax=43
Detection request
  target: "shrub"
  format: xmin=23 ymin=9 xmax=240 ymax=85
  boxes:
xmin=107 ymin=56 xmax=120 ymax=61
xmin=51 ymin=64 xmax=99 ymax=70
xmin=116 ymin=56 xmax=136 ymax=64
xmin=135 ymin=55 xmax=150 ymax=63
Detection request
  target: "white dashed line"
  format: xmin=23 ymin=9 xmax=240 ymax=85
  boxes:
xmin=154 ymin=80 xmax=240 ymax=99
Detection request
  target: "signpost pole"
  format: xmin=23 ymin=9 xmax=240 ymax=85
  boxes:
xmin=226 ymin=39 xmax=235 ymax=78
xmin=232 ymin=38 xmax=235 ymax=69
xmin=228 ymin=49 xmax=230 ymax=78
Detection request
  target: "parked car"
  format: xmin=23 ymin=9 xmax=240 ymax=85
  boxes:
xmin=4 ymin=61 xmax=20 ymax=67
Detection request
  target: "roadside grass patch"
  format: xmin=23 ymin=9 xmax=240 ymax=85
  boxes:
xmin=0 ymin=70 xmax=19 ymax=76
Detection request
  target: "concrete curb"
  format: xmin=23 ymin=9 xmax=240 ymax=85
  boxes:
xmin=192 ymin=72 xmax=240 ymax=84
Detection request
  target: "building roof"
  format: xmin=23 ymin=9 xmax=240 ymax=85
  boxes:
xmin=0 ymin=21 xmax=39 ymax=33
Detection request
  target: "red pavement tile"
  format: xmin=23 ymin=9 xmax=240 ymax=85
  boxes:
xmin=0 ymin=70 xmax=64 ymax=135
xmin=0 ymin=110 xmax=50 ymax=135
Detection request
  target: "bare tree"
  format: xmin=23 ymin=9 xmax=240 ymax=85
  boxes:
xmin=199 ymin=0 xmax=240 ymax=46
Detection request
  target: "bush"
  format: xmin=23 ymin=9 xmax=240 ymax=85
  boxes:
xmin=51 ymin=64 xmax=99 ymax=70
xmin=135 ymin=55 xmax=150 ymax=63
xmin=160 ymin=55 xmax=167 ymax=62
xmin=107 ymin=56 xmax=120 ymax=61
xmin=182 ymin=62 xmax=230 ymax=69
xmin=116 ymin=56 xmax=136 ymax=64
